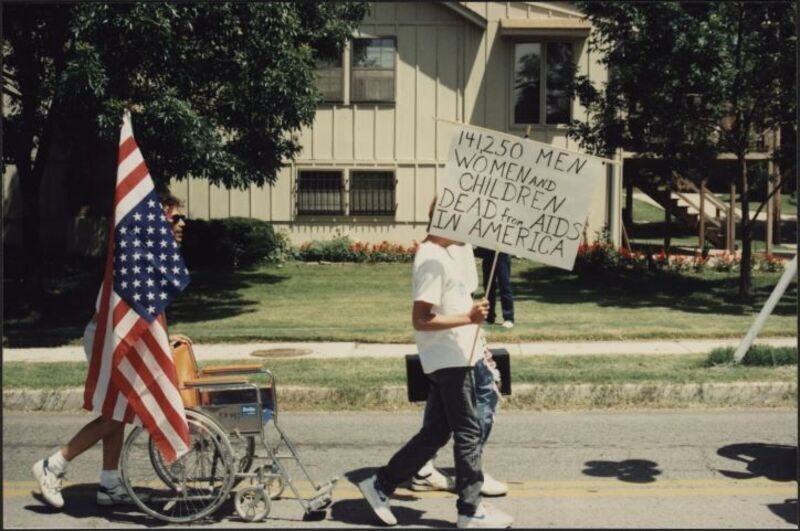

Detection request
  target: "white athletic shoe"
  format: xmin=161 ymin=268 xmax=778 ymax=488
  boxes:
xmin=31 ymin=459 xmax=65 ymax=509
xmin=457 ymin=502 xmax=514 ymax=528
xmin=97 ymin=483 xmax=137 ymax=506
xmin=501 ymin=321 xmax=515 ymax=329
xmin=410 ymin=466 xmax=454 ymax=492
xmin=358 ymin=475 xmax=397 ymax=526
xmin=481 ymin=472 xmax=509 ymax=496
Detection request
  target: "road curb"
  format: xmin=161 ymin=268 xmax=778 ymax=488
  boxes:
xmin=3 ymin=381 xmax=796 ymax=412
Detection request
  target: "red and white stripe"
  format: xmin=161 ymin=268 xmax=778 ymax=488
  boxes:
xmin=83 ymin=112 xmax=190 ymax=464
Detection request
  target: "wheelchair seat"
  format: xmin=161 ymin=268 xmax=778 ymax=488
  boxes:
xmin=171 ymin=337 xmax=272 ymax=413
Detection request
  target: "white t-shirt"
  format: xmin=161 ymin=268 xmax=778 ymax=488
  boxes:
xmin=412 ymin=241 xmax=479 ymax=374
xmin=446 ymin=243 xmax=479 ymax=294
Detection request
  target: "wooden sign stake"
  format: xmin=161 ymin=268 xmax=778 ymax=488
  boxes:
xmin=467 ymin=246 xmax=500 ymax=367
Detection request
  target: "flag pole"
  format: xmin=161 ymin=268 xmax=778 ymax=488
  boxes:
xmin=467 ymin=246 xmax=500 ymax=367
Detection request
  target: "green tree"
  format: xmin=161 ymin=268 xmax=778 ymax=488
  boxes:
xmin=3 ymin=2 xmax=368 ymax=295
xmin=569 ymin=1 xmax=796 ymax=297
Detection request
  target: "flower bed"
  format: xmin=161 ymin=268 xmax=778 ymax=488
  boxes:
xmin=292 ymin=236 xmax=788 ymax=273
xmin=573 ymin=242 xmax=787 ymax=275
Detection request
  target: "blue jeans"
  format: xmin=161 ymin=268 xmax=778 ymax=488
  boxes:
xmin=476 ymin=249 xmax=514 ymax=323
xmin=423 ymin=359 xmax=499 ymax=451
xmin=379 ymin=367 xmax=483 ymax=515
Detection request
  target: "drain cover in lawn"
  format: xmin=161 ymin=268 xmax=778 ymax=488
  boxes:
xmin=250 ymin=348 xmax=313 ymax=358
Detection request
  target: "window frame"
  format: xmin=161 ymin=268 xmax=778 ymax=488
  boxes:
xmin=510 ymin=40 xmax=575 ymax=128
xmin=295 ymin=170 xmax=346 ymax=216
xmin=349 ymin=36 xmax=397 ymax=104
xmin=314 ymin=55 xmax=345 ymax=104
xmin=348 ymin=170 xmax=397 ymax=216
xmin=295 ymin=168 xmax=397 ymax=219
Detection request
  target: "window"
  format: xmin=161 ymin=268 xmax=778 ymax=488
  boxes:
xmin=513 ymin=43 xmax=541 ymax=124
xmin=513 ymin=42 xmax=574 ymax=125
xmin=314 ymin=56 xmax=343 ymax=103
xmin=296 ymin=171 xmax=344 ymax=215
xmin=351 ymin=37 xmax=396 ymax=102
xmin=349 ymin=171 xmax=396 ymax=215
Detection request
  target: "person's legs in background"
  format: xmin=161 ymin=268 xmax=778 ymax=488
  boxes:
xmin=473 ymin=359 xmax=508 ymax=496
xmin=495 ymin=253 xmax=514 ymax=327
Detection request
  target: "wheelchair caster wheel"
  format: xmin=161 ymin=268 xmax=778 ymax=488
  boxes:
xmin=235 ymin=487 xmax=271 ymax=522
xmin=255 ymin=464 xmax=287 ymax=499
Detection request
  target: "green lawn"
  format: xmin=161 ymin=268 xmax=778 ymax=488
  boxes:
xmin=3 ymin=354 xmax=795 ymax=390
xmin=5 ymin=259 xmax=796 ymax=347
xmin=717 ymin=192 xmax=798 ymax=217
xmin=629 ymin=236 xmax=797 ymax=254
xmin=171 ymin=262 xmax=797 ymax=343
xmin=630 ymin=196 xmax=666 ymax=223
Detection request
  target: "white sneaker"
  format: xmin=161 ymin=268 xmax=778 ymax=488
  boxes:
xmin=501 ymin=321 xmax=514 ymax=329
xmin=457 ymin=502 xmax=514 ymax=528
xmin=31 ymin=459 xmax=65 ymax=509
xmin=358 ymin=475 xmax=397 ymax=526
xmin=410 ymin=466 xmax=454 ymax=492
xmin=97 ymin=483 xmax=137 ymax=506
xmin=481 ymin=472 xmax=509 ymax=496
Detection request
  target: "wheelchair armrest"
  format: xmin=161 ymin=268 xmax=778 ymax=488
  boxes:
xmin=199 ymin=364 xmax=266 ymax=376
xmin=183 ymin=376 xmax=251 ymax=389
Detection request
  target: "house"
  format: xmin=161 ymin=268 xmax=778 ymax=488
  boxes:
xmin=170 ymin=1 xmax=622 ymax=248
xmin=2 ymin=1 xmax=622 ymax=255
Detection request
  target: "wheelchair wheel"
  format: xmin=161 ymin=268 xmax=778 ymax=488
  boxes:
xmin=234 ymin=486 xmax=271 ymax=522
xmin=121 ymin=410 xmax=236 ymax=523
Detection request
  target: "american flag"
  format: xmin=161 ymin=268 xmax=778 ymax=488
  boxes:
xmin=83 ymin=111 xmax=191 ymax=464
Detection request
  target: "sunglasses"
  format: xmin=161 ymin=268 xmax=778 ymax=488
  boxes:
xmin=170 ymin=214 xmax=187 ymax=224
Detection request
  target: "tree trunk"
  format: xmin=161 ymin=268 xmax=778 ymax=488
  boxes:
xmin=738 ymin=155 xmax=752 ymax=297
xmin=772 ymin=185 xmax=782 ymax=245
xmin=13 ymin=7 xmax=71 ymax=306
xmin=624 ymin=177 xmax=634 ymax=227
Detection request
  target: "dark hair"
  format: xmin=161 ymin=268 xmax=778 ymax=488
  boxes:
xmin=158 ymin=190 xmax=184 ymax=209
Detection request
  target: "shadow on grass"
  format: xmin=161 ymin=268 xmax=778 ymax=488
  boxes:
xmin=515 ymin=266 xmax=796 ymax=317
xmin=167 ymin=268 xmax=285 ymax=324
xmin=4 ymin=256 xmax=286 ymax=348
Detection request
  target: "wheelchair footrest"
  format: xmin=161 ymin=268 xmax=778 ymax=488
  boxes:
xmin=307 ymin=477 xmax=338 ymax=511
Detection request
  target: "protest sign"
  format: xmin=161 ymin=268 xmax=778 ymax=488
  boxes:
xmin=429 ymin=123 xmax=605 ymax=270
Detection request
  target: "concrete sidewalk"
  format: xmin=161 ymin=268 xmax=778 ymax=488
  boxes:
xmin=3 ymin=337 xmax=796 ymax=363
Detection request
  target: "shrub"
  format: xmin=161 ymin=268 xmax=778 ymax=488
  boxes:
xmin=704 ymin=345 xmax=797 ymax=367
xmin=296 ymin=236 xmax=359 ymax=262
xmin=181 ymin=217 xmax=290 ymax=269
xmin=295 ymin=237 xmax=417 ymax=262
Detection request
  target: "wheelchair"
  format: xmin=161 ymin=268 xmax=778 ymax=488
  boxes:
xmin=118 ymin=337 xmax=338 ymax=524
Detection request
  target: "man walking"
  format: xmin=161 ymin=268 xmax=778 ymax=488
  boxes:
xmin=358 ymin=224 xmax=513 ymax=527
xmin=31 ymin=190 xmax=188 ymax=509
xmin=411 ymin=242 xmax=508 ymax=497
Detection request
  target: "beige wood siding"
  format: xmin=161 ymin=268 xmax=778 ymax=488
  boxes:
xmin=182 ymin=1 xmax=615 ymax=246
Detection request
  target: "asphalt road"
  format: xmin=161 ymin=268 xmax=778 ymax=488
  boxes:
xmin=3 ymin=409 xmax=797 ymax=529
